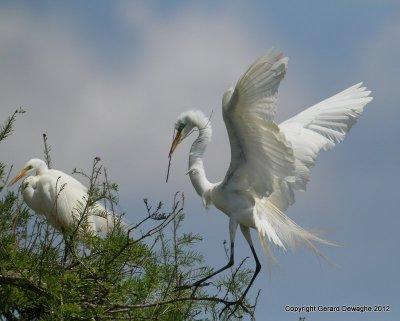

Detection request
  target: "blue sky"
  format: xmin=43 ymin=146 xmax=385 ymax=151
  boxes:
xmin=0 ymin=1 xmax=399 ymax=320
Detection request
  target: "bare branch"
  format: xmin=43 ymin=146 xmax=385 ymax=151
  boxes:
xmin=42 ymin=133 xmax=52 ymax=169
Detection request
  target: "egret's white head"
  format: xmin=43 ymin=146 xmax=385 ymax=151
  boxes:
xmin=9 ymin=158 xmax=48 ymax=186
xmin=168 ymin=110 xmax=210 ymax=157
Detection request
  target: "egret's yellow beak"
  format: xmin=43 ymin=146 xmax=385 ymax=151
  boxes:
xmin=8 ymin=168 xmax=28 ymax=186
xmin=168 ymin=130 xmax=182 ymax=158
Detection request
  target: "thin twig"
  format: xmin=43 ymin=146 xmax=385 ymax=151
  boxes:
xmin=42 ymin=133 xmax=52 ymax=169
xmin=165 ymin=128 xmax=175 ymax=183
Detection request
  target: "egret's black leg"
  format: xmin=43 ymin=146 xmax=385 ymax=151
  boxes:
xmin=221 ymin=226 xmax=261 ymax=318
xmin=61 ymin=229 xmax=69 ymax=264
xmin=178 ymin=219 xmax=238 ymax=289
xmin=62 ymin=239 xmax=69 ymax=263
xmin=195 ymin=241 xmax=234 ymax=286
xmin=239 ymin=225 xmax=261 ymax=298
xmin=177 ymin=242 xmax=234 ymax=290
xmin=241 ymin=245 xmax=261 ymax=298
xmin=225 ymin=245 xmax=260 ymax=318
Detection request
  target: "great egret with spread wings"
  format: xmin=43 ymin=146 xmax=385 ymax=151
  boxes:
xmin=10 ymin=158 xmax=122 ymax=235
xmin=168 ymin=49 xmax=372 ymax=298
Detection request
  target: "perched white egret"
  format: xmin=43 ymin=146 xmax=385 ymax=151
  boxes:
xmin=168 ymin=49 xmax=373 ymax=296
xmin=10 ymin=158 xmax=121 ymax=235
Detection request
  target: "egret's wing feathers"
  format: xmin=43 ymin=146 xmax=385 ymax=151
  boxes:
xmin=38 ymin=173 xmax=86 ymax=229
xmin=269 ymin=83 xmax=373 ymax=210
xmin=222 ymin=49 xmax=295 ymax=197
xmin=234 ymin=49 xmax=287 ymax=121
xmin=49 ymin=169 xmax=88 ymax=193
xmin=47 ymin=171 xmax=120 ymax=233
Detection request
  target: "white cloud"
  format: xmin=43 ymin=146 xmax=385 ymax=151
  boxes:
xmin=0 ymin=3 xmax=304 ymax=202
xmin=0 ymin=2 xmax=333 ymax=223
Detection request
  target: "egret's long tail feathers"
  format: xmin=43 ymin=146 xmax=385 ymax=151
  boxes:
xmin=254 ymin=198 xmax=336 ymax=262
xmin=91 ymin=203 xmax=128 ymax=234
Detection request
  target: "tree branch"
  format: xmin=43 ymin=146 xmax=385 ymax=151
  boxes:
xmin=0 ymin=274 xmax=51 ymax=298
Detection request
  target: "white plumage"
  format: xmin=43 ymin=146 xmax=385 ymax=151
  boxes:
xmin=270 ymin=82 xmax=372 ymax=211
xmin=169 ymin=49 xmax=372 ymax=295
xmin=11 ymin=158 xmax=121 ymax=235
xmin=221 ymin=52 xmax=295 ymax=199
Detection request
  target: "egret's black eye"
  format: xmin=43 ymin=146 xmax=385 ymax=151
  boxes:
xmin=177 ymin=123 xmax=185 ymax=132
xmin=26 ymin=165 xmax=33 ymax=170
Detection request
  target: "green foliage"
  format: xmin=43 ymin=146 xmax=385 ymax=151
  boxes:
xmin=0 ymin=111 xmax=258 ymax=320
xmin=0 ymin=108 xmax=25 ymax=143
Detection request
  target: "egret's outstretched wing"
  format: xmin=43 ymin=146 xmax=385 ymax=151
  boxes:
xmin=269 ymin=83 xmax=373 ymax=210
xmin=222 ymin=49 xmax=295 ymax=197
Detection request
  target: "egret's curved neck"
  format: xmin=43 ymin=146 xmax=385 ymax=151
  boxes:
xmin=188 ymin=120 xmax=213 ymax=197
